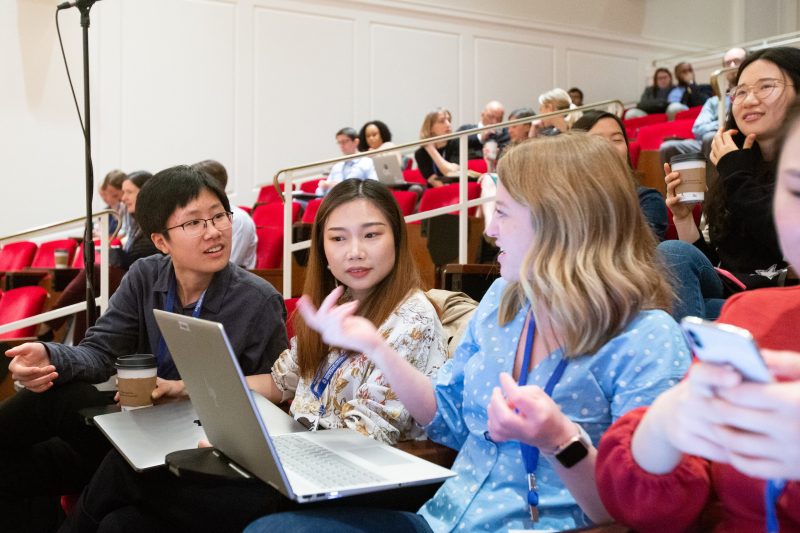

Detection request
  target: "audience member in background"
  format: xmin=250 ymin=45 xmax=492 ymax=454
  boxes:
xmin=415 ymin=107 xmax=460 ymax=188
xmin=477 ymin=107 xmax=536 ymax=223
xmin=595 ymin=96 xmax=800 ymax=533
xmin=531 ymin=88 xmax=574 ymax=137
xmin=191 ymin=159 xmax=257 ymax=269
xmin=1 ymin=167 xmax=287 ymax=533
xmin=573 ymin=110 xmax=668 ymax=241
xmin=38 ymin=171 xmax=161 ymax=345
xmin=97 ymin=169 xmax=126 ymax=236
xmin=62 ymin=179 xmax=448 ymax=533
xmin=457 ymin=100 xmax=509 ymax=159
xmin=626 ymin=67 xmax=675 ymax=118
xmin=666 ymin=61 xmax=713 ymax=115
xmin=358 ymin=119 xmax=395 ymax=153
xmin=315 ymin=127 xmax=377 ymax=195
xmin=116 ymin=171 xmax=160 ymax=269
xmin=245 ymin=133 xmax=690 ymax=533
xmin=568 ymin=87 xmax=584 ymax=107
xmin=660 ymin=48 xmax=748 ymax=185
xmin=659 ymin=46 xmax=800 ymax=321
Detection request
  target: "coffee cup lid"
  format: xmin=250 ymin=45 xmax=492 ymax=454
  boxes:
xmin=670 ymin=152 xmax=706 ymax=164
xmin=115 ymin=354 xmax=157 ymax=369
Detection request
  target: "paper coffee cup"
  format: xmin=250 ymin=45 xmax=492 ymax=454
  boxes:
xmin=54 ymin=249 xmax=69 ymax=269
xmin=670 ymin=153 xmax=706 ymax=204
xmin=115 ymin=354 xmax=157 ymax=410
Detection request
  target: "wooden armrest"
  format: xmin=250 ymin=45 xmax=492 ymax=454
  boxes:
xmin=395 ymin=439 xmax=457 ymax=468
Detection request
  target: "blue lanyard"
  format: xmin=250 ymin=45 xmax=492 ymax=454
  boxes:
xmin=517 ymin=312 xmax=568 ymax=521
xmin=765 ymin=479 xmax=786 ymax=533
xmin=309 ymin=352 xmax=349 ymax=428
xmin=156 ymin=270 xmax=206 ymax=375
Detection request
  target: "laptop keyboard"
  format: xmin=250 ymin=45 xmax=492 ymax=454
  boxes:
xmin=273 ymin=434 xmax=385 ymax=489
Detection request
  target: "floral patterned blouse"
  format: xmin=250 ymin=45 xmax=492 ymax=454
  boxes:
xmin=271 ymin=290 xmax=448 ymax=444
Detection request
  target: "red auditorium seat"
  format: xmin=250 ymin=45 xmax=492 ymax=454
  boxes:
xmin=284 ymin=297 xmax=298 ymax=339
xmin=665 ymin=203 xmax=703 ymax=241
xmin=301 ymin=198 xmax=324 ymax=224
xmin=255 ymin=183 xmax=288 ymax=206
xmin=675 ymin=105 xmax=703 ymax=122
xmin=391 ymin=190 xmax=417 ymax=217
xmin=635 ymin=120 xmax=695 ymax=150
xmin=467 ymin=159 xmax=488 ymax=174
xmin=628 ymin=140 xmax=642 ymax=169
xmin=0 ymin=286 xmax=49 ymax=339
xmin=72 ymin=239 xmax=123 ymax=268
xmin=418 ymin=183 xmax=481 ymax=217
xmin=31 ymin=239 xmax=78 ymax=269
xmin=402 ymin=168 xmax=427 ymax=185
xmin=623 ymin=113 xmax=668 ymax=140
xmin=0 ymin=241 xmax=37 ymax=271
xmin=299 ymin=178 xmax=322 ymax=194
xmin=252 ymin=202 xmax=301 ymax=228
xmin=255 ymin=228 xmax=283 ymax=269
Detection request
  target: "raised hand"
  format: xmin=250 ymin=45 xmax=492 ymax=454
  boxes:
xmin=5 ymin=342 xmax=57 ymax=393
xmin=710 ymin=128 xmax=756 ymax=166
xmin=296 ymin=286 xmax=383 ymax=357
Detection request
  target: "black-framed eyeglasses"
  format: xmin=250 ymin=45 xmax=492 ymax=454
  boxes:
xmin=165 ymin=211 xmax=233 ymax=237
xmin=729 ymin=78 xmax=793 ymax=104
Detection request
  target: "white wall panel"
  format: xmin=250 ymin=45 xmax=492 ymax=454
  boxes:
xmin=566 ymin=50 xmax=640 ymax=104
xmin=370 ymin=23 xmax=460 ymax=145
xmin=474 ymin=38 xmax=554 ymax=115
xmin=118 ymin=0 xmax=237 ymax=179
xmin=254 ymin=7 xmax=355 ymax=184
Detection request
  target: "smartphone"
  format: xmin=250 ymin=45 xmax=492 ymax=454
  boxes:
xmin=680 ymin=316 xmax=772 ymax=383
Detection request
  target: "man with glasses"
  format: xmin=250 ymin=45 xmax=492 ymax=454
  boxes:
xmin=660 ymin=47 xmax=748 ymax=190
xmin=0 ymin=166 xmax=288 ymax=532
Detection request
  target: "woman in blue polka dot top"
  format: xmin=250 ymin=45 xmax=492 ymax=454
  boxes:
xmin=249 ymin=133 xmax=692 ymax=532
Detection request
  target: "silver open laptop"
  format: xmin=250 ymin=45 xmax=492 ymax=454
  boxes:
xmin=371 ymin=153 xmax=409 ymax=187
xmin=152 ymin=309 xmax=455 ymax=502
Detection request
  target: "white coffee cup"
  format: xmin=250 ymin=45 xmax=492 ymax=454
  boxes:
xmin=115 ymin=354 xmax=157 ymax=410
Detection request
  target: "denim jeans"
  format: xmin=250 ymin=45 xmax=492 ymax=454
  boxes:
xmin=657 ymin=239 xmax=725 ymax=320
xmin=244 ymin=508 xmax=433 ymax=533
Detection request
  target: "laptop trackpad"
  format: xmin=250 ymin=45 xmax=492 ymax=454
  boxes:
xmin=357 ymin=446 xmax=408 ymax=466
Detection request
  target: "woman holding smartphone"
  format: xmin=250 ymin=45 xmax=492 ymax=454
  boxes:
xmin=246 ymin=133 xmax=690 ymax=532
xmin=595 ymin=99 xmax=800 ymax=532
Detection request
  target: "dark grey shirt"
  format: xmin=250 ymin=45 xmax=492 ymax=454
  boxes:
xmin=46 ymin=254 xmax=287 ymax=384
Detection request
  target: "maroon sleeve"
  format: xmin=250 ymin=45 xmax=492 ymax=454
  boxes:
xmin=596 ymin=406 xmax=713 ymax=532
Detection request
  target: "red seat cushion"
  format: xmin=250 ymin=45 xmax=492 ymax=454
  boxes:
xmin=301 ymin=199 xmax=324 ymax=224
xmin=31 ymin=239 xmax=78 ymax=268
xmin=636 ymin=120 xmax=695 ymax=151
xmin=255 ymin=228 xmax=283 ymax=269
xmin=418 ymin=183 xmax=481 ymax=217
xmin=402 ymin=168 xmax=427 ymax=185
xmin=467 ymin=159 xmax=488 ymax=174
xmin=391 ymin=190 xmax=417 ymax=217
xmin=252 ymin=202 xmax=301 ymax=228
xmin=0 ymin=241 xmax=37 ymax=271
xmin=675 ymin=105 xmax=703 ymax=122
xmin=0 ymin=286 xmax=48 ymax=339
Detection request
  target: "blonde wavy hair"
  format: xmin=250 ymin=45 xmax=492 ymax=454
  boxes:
xmin=419 ymin=108 xmax=452 ymax=139
xmin=497 ymin=132 xmax=672 ymax=358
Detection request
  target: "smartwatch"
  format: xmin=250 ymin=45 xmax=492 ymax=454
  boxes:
xmin=545 ymin=424 xmax=592 ymax=468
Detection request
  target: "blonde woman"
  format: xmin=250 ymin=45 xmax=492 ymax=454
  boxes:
xmin=253 ymin=133 xmax=691 ymax=532
xmin=414 ymin=107 xmax=460 ymax=187
xmin=531 ymin=88 xmax=576 ymax=137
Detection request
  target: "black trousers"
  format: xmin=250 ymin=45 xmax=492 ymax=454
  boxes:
xmin=61 ymin=449 xmax=442 ymax=533
xmin=0 ymin=383 xmax=115 ymax=533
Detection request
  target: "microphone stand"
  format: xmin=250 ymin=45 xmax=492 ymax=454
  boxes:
xmin=78 ymin=1 xmax=99 ymax=326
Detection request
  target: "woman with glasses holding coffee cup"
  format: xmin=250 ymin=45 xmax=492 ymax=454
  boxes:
xmin=659 ymin=47 xmax=800 ymax=320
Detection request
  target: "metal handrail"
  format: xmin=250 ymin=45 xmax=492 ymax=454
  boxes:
xmin=0 ymin=210 xmax=118 ymax=335
xmin=268 ymin=100 xmax=624 ymax=297
xmin=653 ymin=31 xmax=800 ymax=67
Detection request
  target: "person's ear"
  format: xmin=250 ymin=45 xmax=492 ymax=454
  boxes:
xmin=150 ymin=232 xmax=170 ymax=254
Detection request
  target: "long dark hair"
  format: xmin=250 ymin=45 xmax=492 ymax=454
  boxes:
xmin=293 ymin=179 xmax=422 ymax=379
xmin=572 ymin=110 xmax=631 ymax=167
xmin=709 ymin=47 xmax=800 ymax=242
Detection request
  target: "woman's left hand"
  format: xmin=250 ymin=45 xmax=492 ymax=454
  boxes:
xmin=710 ymin=128 xmax=756 ymax=165
xmin=712 ymin=349 xmax=800 ymax=480
xmin=487 ymin=372 xmax=576 ymax=451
